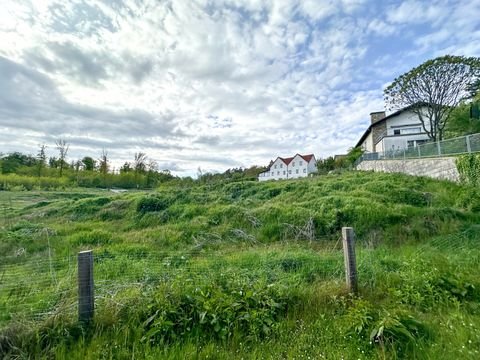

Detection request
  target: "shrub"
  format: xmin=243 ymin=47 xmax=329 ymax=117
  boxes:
xmin=370 ymin=311 xmax=431 ymax=356
xmin=137 ymin=196 xmax=171 ymax=214
xmin=456 ymin=154 xmax=480 ymax=186
xmin=141 ymin=275 xmax=287 ymax=343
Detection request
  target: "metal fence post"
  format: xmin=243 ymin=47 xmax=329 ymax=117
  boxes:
xmin=418 ymin=145 xmax=421 ymax=157
xmin=466 ymin=135 xmax=472 ymax=153
xmin=437 ymin=141 xmax=441 ymax=156
xmin=342 ymin=227 xmax=358 ymax=294
xmin=78 ymin=250 xmax=94 ymax=323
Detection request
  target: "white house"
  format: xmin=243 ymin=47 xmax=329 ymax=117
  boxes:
xmin=258 ymin=154 xmax=317 ymax=181
xmin=356 ymin=104 xmax=431 ymax=155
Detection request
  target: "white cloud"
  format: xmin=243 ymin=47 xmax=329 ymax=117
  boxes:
xmin=0 ymin=0 xmax=479 ymax=176
xmin=386 ymin=0 xmax=448 ymax=25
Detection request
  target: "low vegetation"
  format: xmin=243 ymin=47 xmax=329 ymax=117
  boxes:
xmin=1 ymin=171 xmax=480 ymax=359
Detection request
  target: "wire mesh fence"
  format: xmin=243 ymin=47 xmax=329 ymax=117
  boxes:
xmin=356 ymin=133 xmax=480 ymax=165
xmin=1 ymin=236 xmax=357 ymax=326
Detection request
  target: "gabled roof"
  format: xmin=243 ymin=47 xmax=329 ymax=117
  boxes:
xmin=271 ymin=153 xmax=315 ymax=167
xmin=300 ymin=154 xmax=315 ymax=162
xmin=355 ymin=103 xmax=428 ymax=148
xmin=279 ymin=156 xmax=294 ymax=165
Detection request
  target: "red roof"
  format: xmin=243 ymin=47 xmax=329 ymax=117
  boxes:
xmin=278 ymin=154 xmax=315 ymax=165
xmin=300 ymin=154 xmax=314 ymax=162
xmin=280 ymin=156 xmax=294 ymax=165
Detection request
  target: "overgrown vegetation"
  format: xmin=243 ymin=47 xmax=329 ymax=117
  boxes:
xmin=456 ymin=154 xmax=480 ymax=186
xmin=1 ymin=171 xmax=480 ymax=359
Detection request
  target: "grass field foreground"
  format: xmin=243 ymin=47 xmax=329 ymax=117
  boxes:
xmin=1 ymin=171 xmax=480 ymax=359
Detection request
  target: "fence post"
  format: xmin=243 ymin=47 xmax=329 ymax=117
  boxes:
xmin=466 ymin=135 xmax=472 ymax=153
xmin=418 ymin=145 xmax=421 ymax=158
xmin=78 ymin=250 xmax=94 ymax=323
xmin=342 ymin=227 xmax=358 ymax=294
xmin=437 ymin=141 xmax=441 ymax=156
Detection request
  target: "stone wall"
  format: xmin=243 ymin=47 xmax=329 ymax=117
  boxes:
xmin=356 ymin=157 xmax=460 ymax=182
xmin=371 ymin=121 xmax=387 ymax=152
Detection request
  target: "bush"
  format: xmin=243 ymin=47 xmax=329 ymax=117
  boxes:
xmin=137 ymin=196 xmax=172 ymax=214
xmin=141 ymin=274 xmax=287 ymax=343
xmin=456 ymin=154 xmax=480 ymax=186
xmin=0 ymin=174 xmax=69 ymax=190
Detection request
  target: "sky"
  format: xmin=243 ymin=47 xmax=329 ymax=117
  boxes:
xmin=1 ymin=0 xmax=480 ymax=176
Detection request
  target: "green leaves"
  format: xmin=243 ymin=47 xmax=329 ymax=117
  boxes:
xmin=140 ymin=274 xmax=287 ymax=344
xmin=456 ymin=154 xmax=480 ymax=186
xmin=384 ymin=55 xmax=480 ymax=141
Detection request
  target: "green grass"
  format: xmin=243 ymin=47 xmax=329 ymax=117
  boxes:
xmin=1 ymin=171 xmax=480 ymax=359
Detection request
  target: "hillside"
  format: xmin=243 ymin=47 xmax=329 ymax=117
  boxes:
xmin=1 ymin=171 xmax=480 ymax=359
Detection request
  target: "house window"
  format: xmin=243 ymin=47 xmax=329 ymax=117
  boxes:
xmin=271 ymin=172 xmax=274 ymax=176
xmin=274 ymin=165 xmax=277 ymax=169
xmin=283 ymin=171 xmax=286 ymax=175
xmin=299 ymin=161 xmax=303 ymax=165
xmin=296 ymin=169 xmax=299 ymax=174
xmin=280 ymin=164 xmax=283 ymax=168
xmin=407 ymin=140 xmax=415 ymax=148
xmin=394 ymin=129 xmax=401 ymax=135
xmin=277 ymin=171 xmax=280 ymax=175
xmin=292 ymin=161 xmax=295 ymax=166
xmin=303 ymin=169 xmax=306 ymax=173
xmin=288 ymin=170 xmax=292 ymax=174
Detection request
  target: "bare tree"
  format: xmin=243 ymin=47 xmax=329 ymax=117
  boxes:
xmin=98 ymin=149 xmax=109 ymax=175
xmin=36 ymin=144 xmax=47 ymax=177
xmin=384 ymin=55 xmax=480 ymax=141
xmin=97 ymin=149 xmax=109 ymax=187
xmin=55 ymin=139 xmax=69 ymax=176
xmin=134 ymin=152 xmax=148 ymax=173
xmin=147 ymin=159 xmax=158 ymax=172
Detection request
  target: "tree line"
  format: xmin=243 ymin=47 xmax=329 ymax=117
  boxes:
xmin=0 ymin=141 xmax=176 ymax=189
xmin=0 ymin=141 xmax=273 ymax=190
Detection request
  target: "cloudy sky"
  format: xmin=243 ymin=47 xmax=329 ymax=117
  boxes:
xmin=1 ymin=0 xmax=479 ymax=176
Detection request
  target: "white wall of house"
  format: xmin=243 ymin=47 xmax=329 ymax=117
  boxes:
xmin=380 ymin=110 xmax=430 ymax=152
xmin=307 ymin=157 xmax=317 ymax=173
xmin=359 ymin=108 xmax=432 ymax=154
xmin=270 ymin=158 xmax=288 ymax=180
xmin=360 ymin=132 xmax=374 ymax=152
xmin=258 ymin=171 xmax=270 ymax=181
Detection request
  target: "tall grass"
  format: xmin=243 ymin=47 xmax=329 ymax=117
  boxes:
xmin=1 ymin=171 xmax=480 ymax=359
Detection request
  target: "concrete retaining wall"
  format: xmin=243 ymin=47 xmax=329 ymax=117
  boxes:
xmin=356 ymin=157 xmax=460 ymax=182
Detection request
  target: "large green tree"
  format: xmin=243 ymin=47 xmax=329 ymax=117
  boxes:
xmin=81 ymin=156 xmax=96 ymax=171
xmin=384 ymin=55 xmax=480 ymax=141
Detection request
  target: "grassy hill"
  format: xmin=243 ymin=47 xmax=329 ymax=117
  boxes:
xmin=1 ymin=171 xmax=480 ymax=359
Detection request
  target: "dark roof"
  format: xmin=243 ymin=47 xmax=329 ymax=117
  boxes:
xmin=354 ymin=103 xmax=427 ymax=148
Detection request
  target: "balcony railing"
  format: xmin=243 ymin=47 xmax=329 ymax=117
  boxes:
xmin=355 ymin=133 xmax=480 ymax=166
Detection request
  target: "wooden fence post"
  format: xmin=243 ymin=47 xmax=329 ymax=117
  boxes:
xmin=78 ymin=250 xmax=94 ymax=323
xmin=342 ymin=227 xmax=358 ymax=294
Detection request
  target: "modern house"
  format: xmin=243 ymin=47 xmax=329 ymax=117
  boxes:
xmin=356 ymin=104 xmax=431 ymax=155
xmin=258 ymin=154 xmax=317 ymax=181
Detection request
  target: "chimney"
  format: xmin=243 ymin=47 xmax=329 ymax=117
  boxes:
xmin=370 ymin=111 xmax=386 ymax=124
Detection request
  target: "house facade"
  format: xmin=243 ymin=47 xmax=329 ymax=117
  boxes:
xmin=258 ymin=154 xmax=317 ymax=181
xmin=356 ymin=105 xmax=431 ymax=155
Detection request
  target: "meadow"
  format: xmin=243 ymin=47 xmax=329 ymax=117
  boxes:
xmin=1 ymin=171 xmax=480 ymax=359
